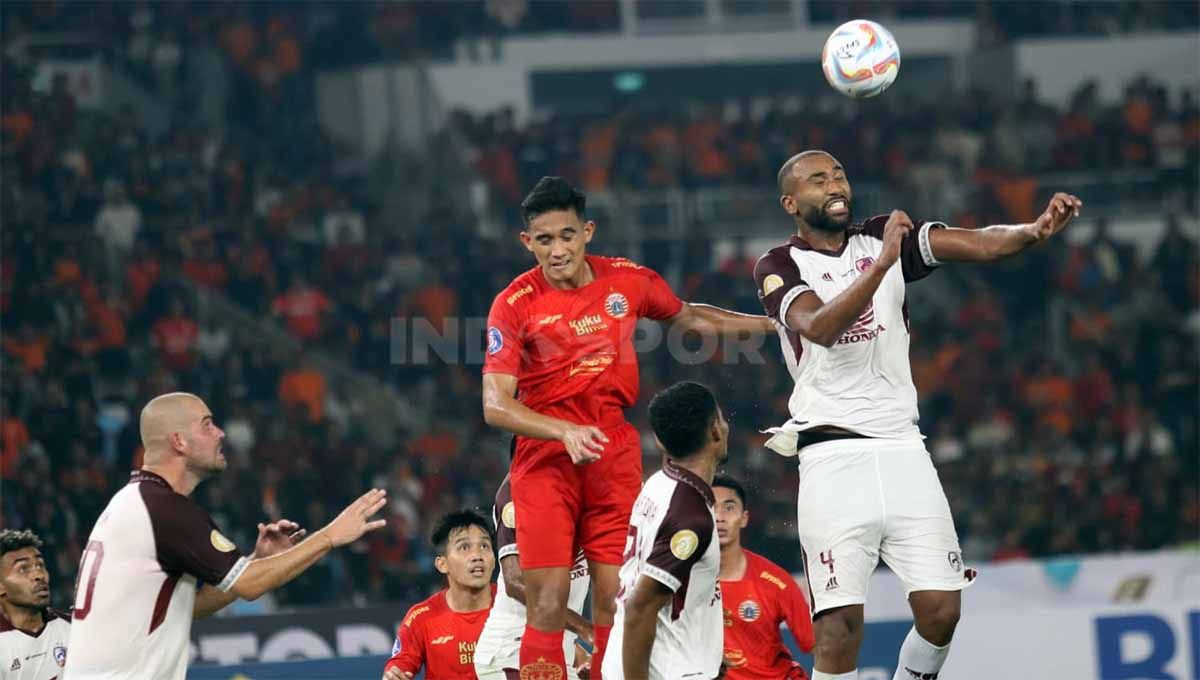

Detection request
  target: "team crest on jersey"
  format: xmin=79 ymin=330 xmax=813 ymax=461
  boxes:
xmin=10 ymin=658 xmax=20 ymax=671
xmin=54 ymin=645 xmax=67 ymax=667
xmin=604 ymin=292 xmax=629 ymax=319
xmin=487 ymin=327 xmax=503 ymax=355
xmin=521 ymin=657 xmax=565 ymax=680
xmin=762 ymin=274 xmax=784 ymax=296
xmin=856 ymin=256 xmax=875 ymax=273
xmin=210 ymin=530 xmax=236 ymax=552
xmin=669 ymin=530 xmax=699 ymax=560
xmin=501 ymin=502 xmax=517 ymax=529
xmin=738 ymin=599 xmax=762 ymax=622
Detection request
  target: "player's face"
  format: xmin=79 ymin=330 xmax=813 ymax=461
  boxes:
xmin=436 ymin=525 xmax=495 ymax=592
xmin=0 ymin=547 xmax=51 ymax=609
xmin=713 ymin=487 xmax=748 ymax=549
xmin=781 ymin=154 xmax=852 ymax=234
xmin=520 ymin=209 xmax=595 ymax=284
xmin=185 ymin=406 xmax=227 ymax=474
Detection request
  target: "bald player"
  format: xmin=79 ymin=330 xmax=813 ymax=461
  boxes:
xmin=756 ymin=151 xmax=1080 ymax=680
xmin=64 ymin=392 xmax=389 ymax=679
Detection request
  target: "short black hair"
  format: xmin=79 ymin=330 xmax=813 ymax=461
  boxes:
xmin=520 ymin=176 xmax=587 ymax=225
xmin=712 ymin=475 xmax=747 ymax=507
xmin=648 ymin=381 xmax=719 ymax=459
xmin=431 ymin=510 xmax=494 ymax=555
xmin=0 ymin=529 xmax=43 ymax=559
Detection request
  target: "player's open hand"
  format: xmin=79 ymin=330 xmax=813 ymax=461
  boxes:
xmin=1029 ymin=192 xmax=1082 ymax=242
xmin=562 ymin=424 xmax=607 ymax=465
xmin=877 ymin=209 xmax=913 ymax=269
xmin=382 ymin=668 xmax=413 ymax=680
xmin=325 ymin=488 xmax=388 ymax=547
xmin=253 ymin=519 xmax=306 ymax=558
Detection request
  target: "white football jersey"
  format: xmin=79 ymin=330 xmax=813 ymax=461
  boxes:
xmin=475 ymin=476 xmax=589 ymax=678
xmin=0 ymin=609 xmax=69 ymax=680
xmin=754 ymin=216 xmax=944 ymax=447
xmin=64 ymin=470 xmax=249 ymax=680
xmin=603 ymin=462 xmax=721 ymax=680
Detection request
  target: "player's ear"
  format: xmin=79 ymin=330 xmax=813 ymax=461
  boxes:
xmin=518 ymin=229 xmax=534 ymax=253
xmin=434 ymin=554 xmax=449 ymax=575
xmin=582 ymin=220 xmax=596 ymax=244
xmin=652 ymin=435 xmax=667 ymax=455
xmin=780 ymin=194 xmax=795 ymax=216
xmin=739 ymin=511 xmax=749 ymax=529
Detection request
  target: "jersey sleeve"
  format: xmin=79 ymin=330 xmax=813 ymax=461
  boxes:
xmin=494 ymin=479 xmax=518 ymax=560
xmin=753 ymin=248 xmax=811 ymax=329
xmin=775 ymin=567 xmax=815 ymax=653
xmin=147 ymin=489 xmax=249 ymax=592
xmin=643 ymin=496 xmax=714 ymax=592
xmin=384 ymin=607 xmax=427 ymax=675
xmin=637 ymin=267 xmax=685 ymax=321
xmin=483 ymin=292 xmax=525 ymax=375
xmin=860 ymin=215 xmax=946 ymax=282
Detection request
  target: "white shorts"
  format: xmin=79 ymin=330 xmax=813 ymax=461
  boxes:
xmin=795 ymin=438 xmax=975 ymax=615
xmin=473 ymin=618 xmax=581 ymax=680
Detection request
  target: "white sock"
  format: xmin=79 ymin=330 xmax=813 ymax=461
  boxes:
xmin=812 ymin=671 xmax=858 ymax=680
xmin=893 ymin=626 xmax=951 ymax=680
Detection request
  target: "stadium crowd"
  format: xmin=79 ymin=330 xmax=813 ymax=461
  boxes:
xmin=2 ymin=2 xmax=1197 ymax=612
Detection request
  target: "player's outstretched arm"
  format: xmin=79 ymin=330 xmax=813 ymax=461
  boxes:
xmin=621 ymin=575 xmax=674 ymax=678
xmin=482 ymin=373 xmax=607 ymax=465
xmin=928 ymin=192 xmax=1082 ymax=263
xmin=195 ymin=519 xmax=309 ymax=618
xmin=668 ymin=303 xmax=775 ymax=336
xmin=787 ymin=210 xmax=911 ymax=347
xmin=228 ymin=489 xmax=387 ymax=602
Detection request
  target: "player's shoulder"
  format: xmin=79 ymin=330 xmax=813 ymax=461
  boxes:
xmin=133 ymin=470 xmax=206 ymax=518
xmin=402 ymin=590 xmax=447 ymax=628
xmin=745 ymin=551 xmax=794 ymax=590
xmin=592 ymin=254 xmax=658 ymax=280
xmin=493 ymin=266 xmax=545 ymax=309
xmin=754 ymin=241 xmax=801 ymax=277
xmin=660 ymin=463 xmax=716 ymax=526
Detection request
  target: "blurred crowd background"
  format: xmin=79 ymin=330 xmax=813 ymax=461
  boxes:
xmin=2 ymin=1 xmax=1197 ymax=612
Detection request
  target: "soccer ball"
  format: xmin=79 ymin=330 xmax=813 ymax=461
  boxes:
xmin=821 ymin=19 xmax=901 ymax=99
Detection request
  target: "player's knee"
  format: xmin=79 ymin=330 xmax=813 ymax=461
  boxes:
xmin=913 ymin=594 xmax=960 ymax=645
xmin=813 ymin=608 xmax=864 ymax=662
xmin=526 ymin=585 xmax=568 ymax=629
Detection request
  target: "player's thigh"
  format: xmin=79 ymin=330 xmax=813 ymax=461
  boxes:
xmin=877 ymin=445 xmax=976 ymax=594
xmin=512 ymin=454 xmax=584 ymax=569
xmin=796 ymin=444 xmax=885 ymax=616
xmin=578 ymin=423 xmax=642 ymax=565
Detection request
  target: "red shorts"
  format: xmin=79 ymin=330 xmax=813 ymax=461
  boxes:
xmin=511 ymin=421 xmax=642 ymax=569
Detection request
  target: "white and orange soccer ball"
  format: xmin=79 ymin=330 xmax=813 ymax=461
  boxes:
xmin=821 ymin=19 xmax=901 ymax=99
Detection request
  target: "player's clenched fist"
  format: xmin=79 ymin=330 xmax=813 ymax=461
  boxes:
xmin=877 ymin=209 xmax=914 ymax=269
xmin=382 ymin=667 xmax=413 ymax=680
xmin=1028 ymin=192 xmax=1083 ymax=242
xmin=560 ymin=423 xmax=607 ymax=465
xmin=324 ymin=488 xmax=388 ymax=547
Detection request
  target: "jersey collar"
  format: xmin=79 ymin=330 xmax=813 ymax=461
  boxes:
xmin=663 ymin=460 xmax=716 ymax=507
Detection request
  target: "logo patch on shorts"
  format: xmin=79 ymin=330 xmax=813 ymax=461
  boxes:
xmin=738 ymin=599 xmax=761 ymax=622
xmin=487 ymin=327 xmax=503 ymax=355
xmin=762 ymin=274 xmax=784 ymax=296
xmin=210 ymin=530 xmax=236 ymax=552
xmin=501 ymin=502 xmax=517 ymax=529
xmin=670 ymin=530 xmax=699 ymax=560
xmin=948 ymin=551 xmax=963 ymax=572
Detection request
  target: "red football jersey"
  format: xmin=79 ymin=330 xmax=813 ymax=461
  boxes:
xmin=384 ymin=586 xmax=496 ymax=679
xmin=721 ymin=550 xmax=814 ymax=680
xmin=484 ymin=255 xmax=683 ymax=452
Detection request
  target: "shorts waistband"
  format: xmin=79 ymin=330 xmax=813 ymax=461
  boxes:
xmin=798 ymin=435 xmax=925 ymax=457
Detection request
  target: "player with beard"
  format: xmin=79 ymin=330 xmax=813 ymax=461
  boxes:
xmin=0 ymin=530 xmax=71 ymax=679
xmin=65 ymin=392 xmax=388 ymax=680
xmin=754 ymin=151 xmax=1081 ymax=680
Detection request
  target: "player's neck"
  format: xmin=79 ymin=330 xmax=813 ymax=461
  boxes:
xmin=140 ymin=461 xmax=202 ymax=496
xmin=719 ymin=544 xmax=747 ymax=581
xmin=445 ymin=584 xmax=491 ymax=613
xmin=796 ymin=222 xmax=846 ymax=252
xmin=0 ymin=601 xmax=44 ymax=634
xmin=669 ymin=454 xmax=717 ymax=487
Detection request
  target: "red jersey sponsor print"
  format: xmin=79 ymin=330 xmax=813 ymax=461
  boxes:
xmin=721 ymin=550 xmax=814 ymax=680
xmin=484 ymin=255 xmax=683 ymax=436
xmin=385 ymin=586 xmax=496 ymax=679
